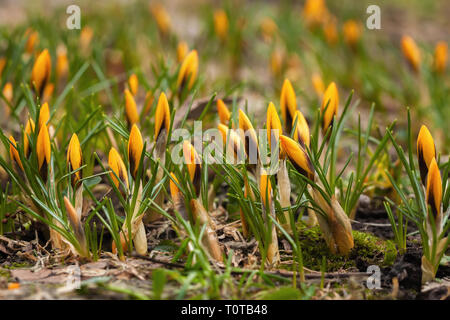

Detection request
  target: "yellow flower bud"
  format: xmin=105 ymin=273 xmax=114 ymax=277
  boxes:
xmin=128 ymin=74 xmax=139 ymax=96
xmin=154 ymin=92 xmax=171 ymax=142
xmin=56 ymin=45 xmax=69 ymax=80
xmin=0 ymin=57 xmax=6 ymax=78
xmin=176 ymin=50 xmax=198 ymax=91
xmin=433 ymin=41 xmax=448 ymax=74
xmin=260 ymin=169 xmax=272 ymax=208
xmin=124 ymin=89 xmax=139 ymax=127
xmin=311 ymin=73 xmax=325 ymax=97
xmin=213 ymin=9 xmax=228 ymax=41
xmin=67 ymin=133 xmax=82 ymax=187
xmin=320 ymin=82 xmax=339 ymax=133
xmin=183 ymin=140 xmax=201 ymax=194
xmin=280 ymin=79 xmax=297 ymax=133
xmin=238 ymin=109 xmax=259 ymax=160
xmin=9 ymin=136 xmax=24 ymax=172
xmin=266 ymin=102 xmax=282 ymax=152
xmin=401 ymin=35 xmax=421 ymax=72
xmin=279 ymin=135 xmax=314 ymax=180
xmin=31 ymin=49 xmax=51 ymax=96
xmin=342 ymin=20 xmax=362 ymax=47
xmin=150 ymin=3 xmax=171 ymax=35
xmin=108 ymin=147 xmax=129 ymax=190
xmin=260 ymin=17 xmax=278 ymax=42
xmin=293 ymin=110 xmax=310 ymax=148
xmin=2 ymin=82 xmax=13 ymax=117
xmin=25 ymin=29 xmax=38 ymax=54
xmin=127 ymin=124 xmax=144 ymax=180
xmin=417 ymin=125 xmax=436 ymax=185
xmin=38 ymin=102 xmax=50 ymax=130
xmin=426 ymin=158 xmax=442 ymax=220
xmin=217 ymin=99 xmax=231 ymax=125
xmin=177 ymin=41 xmax=189 ymax=63
xmin=37 ymin=124 xmax=51 ymax=180
xmin=303 ymin=0 xmax=328 ymax=27
xmin=24 ymin=118 xmax=35 ymax=158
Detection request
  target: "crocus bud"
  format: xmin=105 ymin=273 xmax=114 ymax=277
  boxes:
xmin=9 ymin=136 xmax=24 ymax=172
xmin=177 ymin=41 xmax=189 ymax=63
xmin=124 ymin=89 xmax=139 ymax=127
xmin=31 ymin=49 xmax=51 ymax=96
xmin=292 ymin=110 xmax=310 ymax=148
xmin=169 ymin=172 xmax=181 ymax=203
xmin=37 ymin=124 xmax=51 ymax=180
xmin=260 ymin=169 xmax=272 ymax=208
xmin=311 ymin=73 xmax=325 ymax=97
xmin=176 ymin=50 xmax=198 ymax=92
xmin=426 ymin=158 xmax=442 ymax=221
xmin=320 ymin=82 xmax=339 ymax=134
xmin=127 ymin=124 xmax=144 ymax=180
xmin=108 ymin=147 xmax=129 ymax=190
xmin=266 ymin=102 xmax=282 ymax=153
xmin=217 ymin=99 xmax=231 ymax=125
xmin=213 ymin=9 xmax=228 ymax=41
xmin=183 ymin=141 xmax=201 ymax=195
xmin=56 ymin=45 xmax=68 ymax=80
xmin=218 ymin=124 xmax=244 ymax=163
xmin=323 ymin=16 xmax=338 ymax=45
xmin=38 ymin=102 xmax=50 ymax=130
xmin=417 ymin=125 xmax=436 ymax=186
xmin=401 ymin=35 xmax=420 ymax=72
xmin=67 ymin=133 xmax=83 ymax=187
xmin=279 ymin=135 xmax=314 ymax=180
xmin=260 ymin=17 xmax=277 ymax=42
xmin=154 ymin=92 xmax=171 ymax=142
xmin=280 ymin=79 xmax=297 ymax=134
xmin=128 ymin=74 xmax=138 ymax=96
xmin=238 ymin=109 xmax=259 ymax=162
xmin=25 ymin=29 xmax=38 ymax=54
xmin=24 ymin=119 xmax=35 ymax=158
xmin=0 ymin=57 xmax=6 ymax=78
xmin=80 ymin=26 xmax=93 ymax=53
xmin=342 ymin=20 xmax=361 ymax=48
xmin=302 ymin=0 xmax=328 ymax=28
xmin=150 ymin=3 xmax=171 ymax=35
xmin=433 ymin=41 xmax=448 ymax=74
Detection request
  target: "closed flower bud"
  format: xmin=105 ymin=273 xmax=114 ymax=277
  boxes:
xmin=239 ymin=109 xmax=259 ymax=162
xmin=150 ymin=3 xmax=171 ymax=35
xmin=31 ymin=49 xmax=51 ymax=96
xmin=260 ymin=17 xmax=278 ymax=42
xmin=37 ymin=124 xmax=51 ymax=180
xmin=303 ymin=0 xmax=328 ymax=27
xmin=280 ymin=79 xmax=297 ymax=134
xmin=183 ymin=141 xmax=201 ymax=195
xmin=80 ymin=26 xmax=93 ymax=53
xmin=217 ymin=99 xmax=231 ymax=125
xmin=266 ymin=102 xmax=282 ymax=152
xmin=401 ymin=35 xmax=420 ymax=72
xmin=67 ymin=133 xmax=82 ymax=187
xmin=323 ymin=16 xmax=338 ymax=45
xmin=38 ymin=102 xmax=50 ymax=130
xmin=56 ymin=45 xmax=69 ymax=80
xmin=9 ymin=136 xmax=24 ymax=172
xmin=3 ymin=82 xmax=13 ymax=117
xmin=260 ymin=169 xmax=272 ymax=208
xmin=417 ymin=125 xmax=436 ymax=185
xmin=127 ymin=124 xmax=144 ymax=180
xmin=218 ymin=124 xmax=244 ymax=163
xmin=213 ymin=9 xmax=228 ymax=41
xmin=143 ymin=90 xmax=154 ymax=116
xmin=177 ymin=41 xmax=189 ymax=63
xmin=128 ymin=74 xmax=139 ymax=96
xmin=124 ymin=89 xmax=139 ymax=127
xmin=342 ymin=20 xmax=361 ymax=47
xmin=108 ymin=147 xmax=129 ymax=190
xmin=426 ymin=158 xmax=442 ymax=220
xmin=42 ymin=83 xmax=54 ymax=103
xmin=311 ymin=73 xmax=325 ymax=97
xmin=176 ymin=50 xmax=198 ymax=92
xmin=292 ymin=110 xmax=310 ymax=148
xmin=169 ymin=172 xmax=181 ymax=203
xmin=433 ymin=41 xmax=448 ymax=74
xmin=0 ymin=57 xmax=6 ymax=78
xmin=25 ymin=29 xmax=38 ymax=54
xmin=279 ymin=135 xmax=314 ymax=180
xmin=320 ymin=82 xmax=339 ymax=133
xmin=154 ymin=92 xmax=171 ymax=142
xmin=24 ymin=118 xmax=35 ymax=158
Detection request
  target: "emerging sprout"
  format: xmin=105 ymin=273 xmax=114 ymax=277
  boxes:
xmin=176 ymin=50 xmax=198 ymax=92
xmin=279 ymin=135 xmax=314 ymax=180
xmin=217 ymin=99 xmax=231 ymax=125
xmin=426 ymin=158 xmax=442 ymax=221
xmin=177 ymin=41 xmax=189 ymax=63
xmin=292 ymin=110 xmax=310 ymax=148
xmin=127 ymin=124 xmax=144 ymax=180
xmin=124 ymin=89 xmax=139 ymax=128
xmin=280 ymin=79 xmax=297 ymax=134
xmin=417 ymin=125 xmax=436 ymax=185
xmin=154 ymin=92 xmax=171 ymax=142
xmin=320 ymin=82 xmax=339 ymax=134
xmin=67 ymin=133 xmax=83 ymax=188
xmin=108 ymin=147 xmax=129 ymax=190
xmin=433 ymin=41 xmax=448 ymax=74
xmin=401 ymin=35 xmax=421 ymax=72
xmin=213 ymin=9 xmax=228 ymax=41
xmin=37 ymin=124 xmax=51 ymax=180
xmin=128 ymin=74 xmax=139 ymax=96
xmin=9 ymin=136 xmax=24 ymax=172
xmin=31 ymin=49 xmax=51 ymax=96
